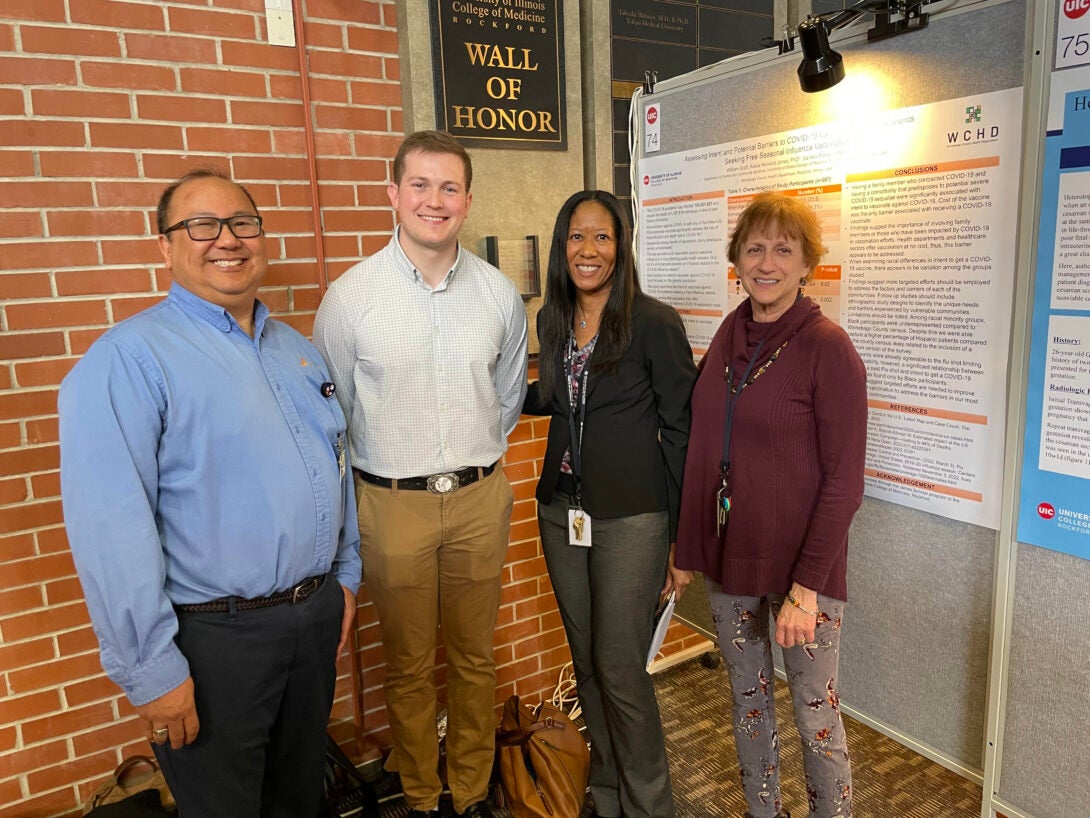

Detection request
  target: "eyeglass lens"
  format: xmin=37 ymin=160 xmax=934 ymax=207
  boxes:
xmin=184 ymin=216 xmax=262 ymax=240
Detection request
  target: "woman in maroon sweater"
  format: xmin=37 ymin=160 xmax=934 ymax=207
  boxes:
xmin=675 ymin=193 xmax=867 ymax=818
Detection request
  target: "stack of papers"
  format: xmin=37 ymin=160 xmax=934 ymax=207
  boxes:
xmin=646 ymin=590 xmax=676 ymax=671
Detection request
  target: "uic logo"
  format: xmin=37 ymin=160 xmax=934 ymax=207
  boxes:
xmin=1037 ymin=502 xmax=1055 ymax=519
xmin=1065 ymin=0 xmax=1089 ymax=19
xmin=646 ymin=106 xmax=659 ymax=125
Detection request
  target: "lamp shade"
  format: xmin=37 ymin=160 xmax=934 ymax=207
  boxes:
xmin=797 ymin=17 xmax=845 ymax=92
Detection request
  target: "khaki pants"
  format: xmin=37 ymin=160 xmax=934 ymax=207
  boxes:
xmin=356 ymin=468 xmax=513 ymax=813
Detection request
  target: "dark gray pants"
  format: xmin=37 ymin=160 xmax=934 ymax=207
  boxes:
xmin=155 ymin=574 xmax=344 ymax=818
xmin=707 ymin=583 xmax=852 ymax=818
xmin=539 ymin=494 xmax=676 ymax=818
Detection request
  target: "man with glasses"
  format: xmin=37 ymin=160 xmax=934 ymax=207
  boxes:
xmin=59 ymin=168 xmax=362 ymax=817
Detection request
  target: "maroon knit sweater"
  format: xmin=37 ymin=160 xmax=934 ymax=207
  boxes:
xmin=675 ymin=296 xmax=867 ymax=601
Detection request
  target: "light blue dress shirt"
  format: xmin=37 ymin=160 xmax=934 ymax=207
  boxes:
xmin=59 ymin=284 xmax=362 ymax=706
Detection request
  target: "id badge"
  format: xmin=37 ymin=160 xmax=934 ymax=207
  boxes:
xmin=336 ymin=433 xmax=346 ymax=482
xmin=568 ymin=507 xmax=592 ymax=547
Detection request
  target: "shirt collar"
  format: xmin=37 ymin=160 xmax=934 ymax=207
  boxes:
xmin=389 ymin=226 xmax=463 ymax=291
xmin=167 ymin=283 xmax=269 ymax=336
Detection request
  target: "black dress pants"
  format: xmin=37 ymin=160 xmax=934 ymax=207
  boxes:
xmin=153 ymin=575 xmax=344 ymax=818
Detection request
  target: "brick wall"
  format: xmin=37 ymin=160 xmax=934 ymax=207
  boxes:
xmin=0 ymin=2 xmax=705 ymax=815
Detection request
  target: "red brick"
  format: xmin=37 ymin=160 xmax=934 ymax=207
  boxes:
xmin=69 ymin=0 xmax=167 ymax=31
xmin=382 ymin=3 xmax=398 ymax=27
xmin=0 ymin=498 xmax=63 ymax=536
xmin=350 ymin=80 xmax=403 ymax=108
xmin=47 ymin=209 xmax=147 ymax=239
xmin=386 ymin=57 xmax=401 ymax=82
xmin=0 ymin=119 xmax=85 ymax=148
xmin=56 ymin=624 xmax=99 ymax=657
xmin=95 ymin=180 xmax=166 ymax=208
xmin=221 ymin=39 xmax=298 ymax=71
xmin=233 ymin=155 xmax=309 ymax=182
xmin=45 ymin=576 xmax=84 ymax=606
xmin=125 ymin=32 xmax=218 ymax=64
xmin=3 ymin=601 xmax=88 ymax=644
xmin=15 ymin=358 xmax=77 ymax=388
xmin=30 ymin=465 xmax=59 ymax=496
xmin=0 ymin=638 xmax=55 ymax=682
xmin=0 ymin=149 xmax=35 ymax=176
xmin=180 ymin=66 xmax=268 ymax=98
xmin=269 ymin=73 xmax=304 ymax=101
xmin=24 ymin=417 xmax=57 ymax=447
xmin=0 ymin=530 xmax=34 ymax=563
xmin=1 ymin=239 xmax=97 ymax=272
xmin=0 ymin=271 xmax=50 ymax=298
xmin=185 ymin=125 xmax=272 ymax=154
xmin=55 ymin=268 xmax=152 ymax=297
xmin=0 ymin=209 xmax=41 ymax=239
xmin=302 ymin=20 xmax=346 ymax=48
xmin=168 ymin=5 xmax=257 ymax=36
xmin=89 ymin=121 xmax=183 ymax=150
xmin=0 ymin=0 xmax=67 ymax=21
xmin=0 ymin=588 xmax=45 ymax=625
xmin=0 ymin=738 xmax=69 ymax=781
xmin=0 ymin=180 xmax=94 ymax=209
xmin=6 ymin=300 xmax=107 ymax=330
xmin=81 ymin=60 xmax=176 ymax=92
xmin=65 ymin=676 xmax=122 ymax=710
xmin=142 ymin=152 xmax=227 ymax=181
xmin=12 ymin=787 xmax=82 ymax=816
xmin=307 ymin=49 xmax=382 ymax=80
xmin=314 ymin=156 xmax=387 ymax=182
xmin=22 ymin=24 xmax=122 ymax=57
xmin=0 ymin=774 xmax=18 ymax=807
xmin=360 ymin=234 xmax=388 ymax=256
xmin=35 ymin=525 xmax=69 ymax=554
xmin=0 ymin=86 xmax=23 ymax=115
xmin=0 ymin=54 xmax=77 ymax=86
xmin=0 ymin=689 xmax=60 ymax=726
xmin=317 ymin=183 xmax=358 ymax=207
xmin=27 ymin=748 xmax=116 ymax=795
xmin=99 ymin=237 xmax=162 ymax=265
xmin=231 ymin=99 xmax=305 ymax=128
xmin=70 ymin=328 xmax=107 ymax=355
xmin=306 ymin=0 xmax=382 ymax=24
xmin=2 ymin=554 xmax=72 ymax=597
xmin=0 ymin=421 xmax=21 ymax=449
xmin=39 ymin=150 xmax=138 ymax=180
xmin=111 ymin=294 xmax=166 ymax=321
xmin=137 ymin=93 xmax=227 ymax=123
xmin=314 ymin=103 xmax=387 ymax=132
xmin=32 ymin=88 xmax=132 ymax=120
xmin=0 ymin=476 xmax=27 ymax=505
xmin=9 ymin=651 xmax=104 ymax=696
xmin=71 ymin=717 xmax=143 ymax=757
xmin=346 ymin=26 xmax=399 ymax=54
xmin=0 ymin=389 xmax=58 ymax=421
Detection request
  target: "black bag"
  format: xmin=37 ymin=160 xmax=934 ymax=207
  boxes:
xmin=321 ymin=733 xmax=381 ymax=818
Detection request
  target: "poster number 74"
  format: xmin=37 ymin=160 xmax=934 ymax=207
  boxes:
xmin=645 ymin=103 xmax=661 ymax=153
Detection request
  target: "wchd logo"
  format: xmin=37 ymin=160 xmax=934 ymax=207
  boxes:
xmin=947 ymin=104 xmax=999 ymax=144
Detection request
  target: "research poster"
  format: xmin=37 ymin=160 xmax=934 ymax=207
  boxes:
xmin=1016 ymin=63 xmax=1090 ymax=560
xmin=637 ymin=87 xmax=1023 ymax=529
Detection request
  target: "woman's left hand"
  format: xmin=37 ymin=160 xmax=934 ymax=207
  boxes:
xmin=775 ymin=582 xmax=819 ymax=649
xmin=662 ymin=542 xmax=693 ymax=600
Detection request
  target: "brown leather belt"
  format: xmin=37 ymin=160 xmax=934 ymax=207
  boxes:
xmin=175 ymin=575 xmax=325 ymax=614
xmin=354 ymin=462 xmax=496 ymax=494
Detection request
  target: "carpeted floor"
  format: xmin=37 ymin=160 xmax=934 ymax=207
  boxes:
xmin=374 ymin=654 xmax=983 ymax=817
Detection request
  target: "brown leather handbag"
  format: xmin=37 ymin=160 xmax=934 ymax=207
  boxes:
xmin=83 ymin=755 xmax=175 ymax=815
xmin=493 ymin=695 xmax=590 ymax=818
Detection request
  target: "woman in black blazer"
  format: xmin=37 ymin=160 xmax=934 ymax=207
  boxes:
xmin=524 ymin=190 xmax=697 ymax=818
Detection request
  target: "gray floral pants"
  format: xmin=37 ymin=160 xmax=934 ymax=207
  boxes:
xmin=707 ymin=582 xmax=853 ymax=818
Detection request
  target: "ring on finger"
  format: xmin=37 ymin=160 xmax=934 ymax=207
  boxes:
xmin=152 ymin=727 xmax=169 ymax=743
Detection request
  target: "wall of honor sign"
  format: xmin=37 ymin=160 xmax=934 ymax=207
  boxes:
xmin=430 ymin=0 xmax=567 ymax=149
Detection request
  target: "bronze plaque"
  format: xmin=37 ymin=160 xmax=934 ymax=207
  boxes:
xmin=430 ymin=0 xmax=567 ymax=150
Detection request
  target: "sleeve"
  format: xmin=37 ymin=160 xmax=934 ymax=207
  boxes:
xmin=58 ymin=340 xmax=190 ymax=707
xmin=792 ymin=330 xmax=868 ymax=590
xmin=333 ymin=456 xmax=363 ymax=590
xmin=496 ymin=286 xmax=529 ymax=436
xmin=312 ymin=285 xmax=358 ymax=431
xmin=521 ymin=381 xmax=553 ymax=416
xmin=646 ymin=305 xmax=698 ymax=541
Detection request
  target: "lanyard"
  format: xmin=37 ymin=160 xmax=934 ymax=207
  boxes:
xmin=564 ymin=332 xmax=592 ymax=506
xmin=720 ymin=338 xmax=766 ymax=478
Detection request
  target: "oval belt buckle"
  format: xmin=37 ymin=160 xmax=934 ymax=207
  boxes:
xmin=427 ymin=472 xmax=460 ymax=494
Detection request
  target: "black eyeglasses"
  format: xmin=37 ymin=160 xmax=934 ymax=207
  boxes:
xmin=163 ymin=215 xmax=263 ymax=241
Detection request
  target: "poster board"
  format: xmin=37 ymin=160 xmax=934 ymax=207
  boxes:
xmin=631 ymin=0 xmax=1026 ymax=773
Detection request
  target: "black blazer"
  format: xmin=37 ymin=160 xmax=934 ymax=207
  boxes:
xmin=523 ymin=293 xmax=697 ymax=539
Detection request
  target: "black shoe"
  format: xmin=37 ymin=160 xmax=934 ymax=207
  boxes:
xmin=458 ymin=801 xmax=495 ymax=818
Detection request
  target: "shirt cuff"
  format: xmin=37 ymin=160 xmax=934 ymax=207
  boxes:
xmin=120 ymin=643 xmax=191 ymax=707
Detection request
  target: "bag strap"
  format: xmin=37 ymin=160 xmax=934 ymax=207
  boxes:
xmin=496 ymin=715 xmax=569 ymax=747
